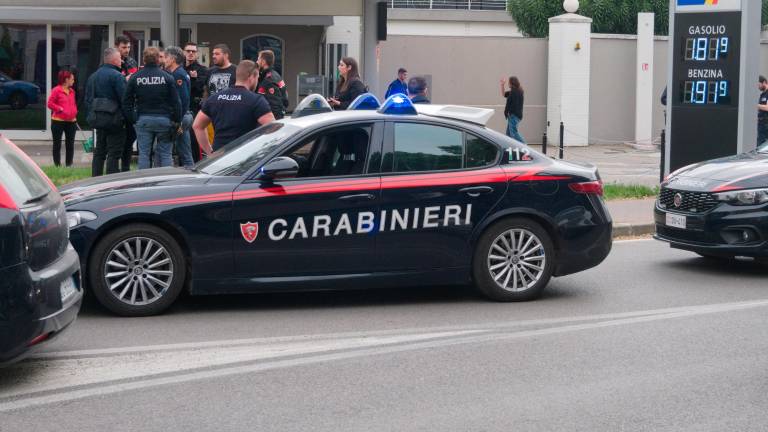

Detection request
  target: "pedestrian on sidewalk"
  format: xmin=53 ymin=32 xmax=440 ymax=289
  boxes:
xmin=500 ymin=76 xmax=525 ymax=143
xmin=758 ymin=76 xmax=768 ymax=145
xmin=385 ymin=68 xmax=408 ymax=98
xmin=328 ymin=57 xmax=366 ymax=111
xmin=123 ymin=47 xmax=182 ymax=170
xmin=47 ymin=70 xmax=78 ymax=167
xmin=85 ymin=48 xmax=127 ymax=177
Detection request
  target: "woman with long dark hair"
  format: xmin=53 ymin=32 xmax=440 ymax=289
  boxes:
xmin=47 ymin=70 xmax=78 ymax=166
xmin=328 ymin=57 xmax=367 ymax=110
xmin=500 ymin=76 xmax=525 ymax=143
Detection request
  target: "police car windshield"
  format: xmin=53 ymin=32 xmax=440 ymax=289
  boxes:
xmin=758 ymin=141 xmax=768 ymax=153
xmin=196 ymin=123 xmax=299 ymax=176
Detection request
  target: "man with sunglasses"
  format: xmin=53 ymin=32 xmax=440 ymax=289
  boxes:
xmin=184 ymin=42 xmax=209 ymax=162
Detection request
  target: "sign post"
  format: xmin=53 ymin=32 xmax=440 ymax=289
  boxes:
xmin=665 ymin=0 xmax=761 ymax=175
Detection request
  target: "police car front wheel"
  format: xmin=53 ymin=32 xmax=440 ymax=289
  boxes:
xmin=473 ymin=218 xmax=554 ymax=302
xmin=89 ymin=223 xmax=187 ymax=317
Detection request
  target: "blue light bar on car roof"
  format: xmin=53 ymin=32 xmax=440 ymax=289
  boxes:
xmin=292 ymin=94 xmax=333 ymax=118
xmin=377 ymin=93 xmax=417 ymax=116
xmin=347 ymin=93 xmax=381 ymax=110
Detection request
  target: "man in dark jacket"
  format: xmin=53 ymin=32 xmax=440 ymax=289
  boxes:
xmin=386 ymin=68 xmax=409 ymax=99
xmin=85 ymin=47 xmax=127 ymax=177
xmin=408 ymin=76 xmax=430 ymax=104
xmin=164 ymin=46 xmax=194 ymax=168
xmin=184 ymin=42 xmax=208 ymax=161
xmin=256 ymin=50 xmax=289 ymax=119
xmin=123 ymin=47 xmax=182 ymax=170
xmin=115 ymin=35 xmax=139 ymax=172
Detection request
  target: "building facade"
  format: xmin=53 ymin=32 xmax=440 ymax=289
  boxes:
xmin=0 ymin=0 xmax=376 ymax=140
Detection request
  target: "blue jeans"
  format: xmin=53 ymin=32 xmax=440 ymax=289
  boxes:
xmin=175 ymin=112 xmax=194 ymax=168
xmin=136 ymin=115 xmax=174 ymax=169
xmin=506 ymin=115 xmax=525 ymax=143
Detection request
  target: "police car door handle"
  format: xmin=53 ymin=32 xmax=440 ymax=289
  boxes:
xmin=338 ymin=193 xmax=376 ymax=202
xmin=459 ymin=186 xmax=494 ymax=197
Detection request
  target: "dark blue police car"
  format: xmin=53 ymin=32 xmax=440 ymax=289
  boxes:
xmin=1 ymin=135 xmax=82 ymax=365
xmin=655 ymin=142 xmax=768 ymax=259
xmin=61 ymin=95 xmax=612 ymax=316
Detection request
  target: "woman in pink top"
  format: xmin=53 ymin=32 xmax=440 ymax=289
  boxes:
xmin=47 ymin=70 xmax=78 ymax=167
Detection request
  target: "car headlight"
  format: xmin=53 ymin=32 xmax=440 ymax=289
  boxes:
xmin=714 ymin=188 xmax=768 ymax=206
xmin=66 ymin=210 xmax=97 ymax=229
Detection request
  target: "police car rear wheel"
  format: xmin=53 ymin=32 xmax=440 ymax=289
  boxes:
xmin=473 ymin=218 xmax=554 ymax=301
xmin=89 ymin=223 xmax=186 ymax=316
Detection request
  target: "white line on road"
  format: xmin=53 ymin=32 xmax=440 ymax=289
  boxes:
xmin=2 ymin=298 xmax=768 ymax=413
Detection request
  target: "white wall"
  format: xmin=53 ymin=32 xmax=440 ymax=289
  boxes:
xmin=326 ymin=16 xmax=361 ymax=62
xmin=388 ymin=20 xmax=521 ymax=37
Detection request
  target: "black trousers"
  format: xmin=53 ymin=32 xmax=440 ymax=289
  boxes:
xmin=92 ymin=127 xmax=127 ymax=177
xmin=121 ymin=123 xmax=136 ymax=172
xmin=51 ymin=120 xmax=76 ymax=167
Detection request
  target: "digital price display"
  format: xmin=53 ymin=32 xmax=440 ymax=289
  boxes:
xmin=669 ymin=10 xmax=742 ymax=171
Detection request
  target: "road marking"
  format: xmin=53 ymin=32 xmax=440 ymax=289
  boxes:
xmin=2 ymin=299 xmax=768 ymax=412
xmin=28 ymin=299 xmax=738 ymax=360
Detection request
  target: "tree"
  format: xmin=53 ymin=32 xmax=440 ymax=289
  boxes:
xmin=508 ymin=0 xmax=768 ymax=37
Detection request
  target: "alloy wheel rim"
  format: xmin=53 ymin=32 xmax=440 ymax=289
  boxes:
xmin=104 ymin=237 xmax=174 ymax=306
xmin=487 ymin=228 xmax=546 ymax=292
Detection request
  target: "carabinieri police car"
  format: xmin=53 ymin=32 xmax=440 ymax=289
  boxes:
xmin=61 ymin=94 xmax=612 ymax=316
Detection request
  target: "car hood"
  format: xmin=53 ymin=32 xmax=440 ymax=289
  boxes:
xmin=60 ymin=167 xmax=211 ymax=206
xmin=667 ymin=152 xmax=768 ymax=192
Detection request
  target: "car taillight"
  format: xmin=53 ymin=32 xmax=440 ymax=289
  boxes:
xmin=569 ymin=181 xmax=604 ymax=196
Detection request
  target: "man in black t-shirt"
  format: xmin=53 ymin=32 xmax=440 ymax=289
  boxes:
xmin=205 ymin=44 xmax=237 ymax=97
xmin=758 ymin=76 xmax=768 ymax=145
xmin=193 ymin=60 xmax=275 ymax=154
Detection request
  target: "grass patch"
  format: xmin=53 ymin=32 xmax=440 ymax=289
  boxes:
xmin=604 ymin=183 xmax=659 ymax=201
xmin=40 ymin=165 xmax=92 ymax=187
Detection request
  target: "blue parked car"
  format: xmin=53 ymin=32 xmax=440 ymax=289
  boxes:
xmin=0 ymin=72 xmax=41 ymax=110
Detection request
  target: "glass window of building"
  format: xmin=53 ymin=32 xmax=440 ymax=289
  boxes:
xmin=0 ymin=24 xmax=47 ymax=130
xmin=241 ymin=35 xmax=283 ymax=75
xmin=51 ymin=25 xmax=109 ymax=130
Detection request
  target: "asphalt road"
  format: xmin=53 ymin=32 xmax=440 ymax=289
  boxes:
xmin=2 ymin=239 xmax=768 ymax=431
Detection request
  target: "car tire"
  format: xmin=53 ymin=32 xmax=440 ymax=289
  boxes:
xmin=472 ymin=217 xmax=555 ymax=302
xmin=9 ymin=92 xmax=28 ymax=110
xmin=88 ymin=223 xmax=186 ymax=316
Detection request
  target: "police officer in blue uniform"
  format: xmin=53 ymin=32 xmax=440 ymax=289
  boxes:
xmin=124 ymin=46 xmax=182 ymax=169
xmin=164 ymin=46 xmax=195 ymax=168
xmin=192 ymin=60 xmax=275 ymax=154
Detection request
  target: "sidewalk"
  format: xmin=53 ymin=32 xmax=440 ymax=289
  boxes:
xmin=606 ymin=198 xmax=656 ymax=237
xmin=529 ymin=143 xmax=661 ymax=187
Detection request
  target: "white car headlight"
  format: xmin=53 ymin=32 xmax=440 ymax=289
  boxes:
xmin=714 ymin=188 xmax=768 ymax=206
xmin=66 ymin=210 xmax=97 ymax=229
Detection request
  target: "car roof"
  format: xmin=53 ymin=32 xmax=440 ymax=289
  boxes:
xmin=281 ymin=109 xmax=498 ymax=137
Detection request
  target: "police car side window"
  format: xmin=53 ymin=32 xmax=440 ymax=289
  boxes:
xmin=393 ymin=123 xmax=463 ymax=173
xmin=466 ymin=135 xmax=500 ymax=168
xmin=283 ymin=125 xmax=372 ymax=178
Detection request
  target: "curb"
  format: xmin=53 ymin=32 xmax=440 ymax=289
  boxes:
xmin=612 ymin=223 xmax=655 ymax=238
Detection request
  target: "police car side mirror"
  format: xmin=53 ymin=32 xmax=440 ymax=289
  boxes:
xmin=258 ymin=156 xmax=299 ymax=181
